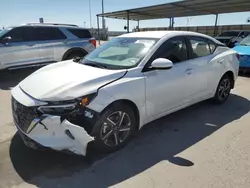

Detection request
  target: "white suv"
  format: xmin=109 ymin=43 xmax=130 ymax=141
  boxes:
xmin=0 ymin=23 xmax=96 ymax=70
xmin=11 ymin=31 xmax=239 ymax=156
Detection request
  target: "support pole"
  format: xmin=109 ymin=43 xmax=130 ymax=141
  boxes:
xmin=171 ymin=7 xmax=175 ymax=30
xmin=137 ymin=20 xmax=140 ymax=31
xmin=169 ymin=18 xmax=172 ymax=30
xmin=127 ymin=11 xmax=130 ymax=33
xmin=172 ymin=17 xmax=175 ymax=29
xmin=97 ymin=15 xmax=100 ymax=45
xmin=214 ymin=14 xmax=218 ymax=36
xmin=102 ymin=0 xmax=105 ymax=40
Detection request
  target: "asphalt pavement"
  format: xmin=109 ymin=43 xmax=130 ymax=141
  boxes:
xmin=0 ymin=69 xmax=250 ymax=188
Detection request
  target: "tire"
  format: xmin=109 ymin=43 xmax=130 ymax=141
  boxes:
xmin=92 ymin=103 xmax=136 ymax=153
xmin=213 ymin=74 xmax=232 ymax=104
xmin=65 ymin=51 xmax=87 ymax=60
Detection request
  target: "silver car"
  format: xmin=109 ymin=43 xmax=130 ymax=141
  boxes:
xmin=0 ymin=23 xmax=96 ymax=70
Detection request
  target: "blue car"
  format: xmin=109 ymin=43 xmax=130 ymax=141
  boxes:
xmin=233 ymin=35 xmax=250 ymax=71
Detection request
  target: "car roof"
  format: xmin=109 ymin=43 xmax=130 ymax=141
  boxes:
xmin=118 ymin=31 xmax=214 ymax=39
xmin=118 ymin=31 xmax=173 ymax=38
xmin=118 ymin=31 xmax=225 ymax=46
xmin=12 ymin=23 xmax=88 ymax=30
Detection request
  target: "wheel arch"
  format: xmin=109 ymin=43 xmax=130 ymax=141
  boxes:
xmin=101 ymin=99 xmax=140 ymax=131
xmin=62 ymin=47 xmax=88 ymax=60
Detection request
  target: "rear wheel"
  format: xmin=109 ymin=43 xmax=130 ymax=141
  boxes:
xmin=213 ymin=74 xmax=232 ymax=104
xmin=92 ymin=103 xmax=136 ymax=153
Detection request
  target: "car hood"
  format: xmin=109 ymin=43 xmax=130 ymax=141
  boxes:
xmin=233 ymin=46 xmax=250 ymax=55
xmin=19 ymin=60 xmax=127 ymax=101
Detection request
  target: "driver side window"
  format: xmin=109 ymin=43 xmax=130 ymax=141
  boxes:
xmin=152 ymin=36 xmax=188 ymax=63
xmin=3 ymin=27 xmax=36 ymax=42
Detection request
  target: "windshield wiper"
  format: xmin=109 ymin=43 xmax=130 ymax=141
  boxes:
xmin=84 ymin=63 xmax=107 ymax=69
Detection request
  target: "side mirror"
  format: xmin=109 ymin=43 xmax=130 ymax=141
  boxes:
xmin=1 ymin=36 xmax=11 ymax=44
xmin=150 ymin=58 xmax=173 ymax=70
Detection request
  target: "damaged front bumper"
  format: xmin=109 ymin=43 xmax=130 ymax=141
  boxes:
xmin=16 ymin=115 xmax=94 ymax=156
xmin=11 ymin=88 xmax=98 ymax=156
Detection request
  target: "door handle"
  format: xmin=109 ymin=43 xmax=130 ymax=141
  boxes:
xmin=185 ymin=68 xmax=194 ymax=75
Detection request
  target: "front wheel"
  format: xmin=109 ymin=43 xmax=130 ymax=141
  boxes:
xmin=92 ymin=103 xmax=136 ymax=153
xmin=213 ymin=74 xmax=232 ymax=104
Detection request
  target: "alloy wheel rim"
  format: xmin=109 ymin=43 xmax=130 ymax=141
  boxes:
xmin=218 ymin=78 xmax=231 ymax=100
xmin=100 ymin=111 xmax=131 ymax=147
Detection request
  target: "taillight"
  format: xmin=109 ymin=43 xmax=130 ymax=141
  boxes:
xmin=89 ymin=39 xmax=96 ymax=47
xmin=236 ymin=53 xmax=240 ymax=60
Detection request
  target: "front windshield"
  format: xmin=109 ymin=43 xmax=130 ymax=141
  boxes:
xmin=219 ymin=31 xmax=240 ymax=37
xmin=240 ymin=35 xmax=250 ymax=46
xmin=81 ymin=37 xmax=158 ymax=69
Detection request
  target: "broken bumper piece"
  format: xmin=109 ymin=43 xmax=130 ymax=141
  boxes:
xmin=16 ymin=116 xmax=94 ymax=156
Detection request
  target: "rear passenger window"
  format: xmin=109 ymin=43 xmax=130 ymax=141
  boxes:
xmin=35 ymin=27 xmax=66 ymax=41
xmin=189 ymin=37 xmax=211 ymax=58
xmin=67 ymin=29 xmax=92 ymax=38
xmin=208 ymin=41 xmax=216 ymax=53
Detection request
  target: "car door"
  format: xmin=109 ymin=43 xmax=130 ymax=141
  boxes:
xmin=35 ymin=27 xmax=67 ymax=63
xmin=143 ymin=36 xmax=198 ymax=120
xmin=185 ymin=36 xmax=216 ymax=100
xmin=0 ymin=26 xmax=40 ymax=69
xmin=194 ymin=37 xmax=231 ymax=95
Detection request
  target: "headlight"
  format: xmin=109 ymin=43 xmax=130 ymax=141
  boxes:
xmin=38 ymin=103 xmax=77 ymax=115
xmin=38 ymin=93 xmax=97 ymax=115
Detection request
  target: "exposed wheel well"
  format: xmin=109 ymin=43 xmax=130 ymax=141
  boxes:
xmin=62 ymin=48 xmax=88 ymax=60
xmin=224 ymin=71 xmax=235 ymax=89
xmin=104 ymin=100 xmax=140 ymax=131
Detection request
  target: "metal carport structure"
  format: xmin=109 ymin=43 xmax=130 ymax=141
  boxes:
xmin=96 ymin=0 xmax=250 ymax=39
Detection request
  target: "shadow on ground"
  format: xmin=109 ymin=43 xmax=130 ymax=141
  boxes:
xmin=9 ymin=94 xmax=250 ymax=188
xmin=0 ymin=68 xmax=39 ymax=90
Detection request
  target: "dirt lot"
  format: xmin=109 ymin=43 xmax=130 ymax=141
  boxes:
xmin=0 ymin=69 xmax=250 ymax=188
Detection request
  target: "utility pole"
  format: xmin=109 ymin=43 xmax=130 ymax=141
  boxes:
xmin=102 ymin=0 xmax=106 ymax=39
xmin=89 ymin=0 xmax=92 ymax=28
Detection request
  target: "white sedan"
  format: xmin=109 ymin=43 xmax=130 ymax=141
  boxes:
xmin=11 ymin=31 xmax=239 ymax=156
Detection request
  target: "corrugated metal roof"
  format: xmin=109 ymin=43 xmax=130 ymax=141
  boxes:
xmin=97 ymin=0 xmax=250 ymax=21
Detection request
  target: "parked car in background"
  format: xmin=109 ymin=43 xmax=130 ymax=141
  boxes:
xmin=215 ymin=30 xmax=250 ymax=48
xmin=11 ymin=31 xmax=239 ymax=156
xmin=232 ymin=35 xmax=250 ymax=72
xmin=0 ymin=23 xmax=96 ymax=70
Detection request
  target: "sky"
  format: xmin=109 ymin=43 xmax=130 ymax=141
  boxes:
xmin=1 ymin=0 xmax=250 ymax=31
